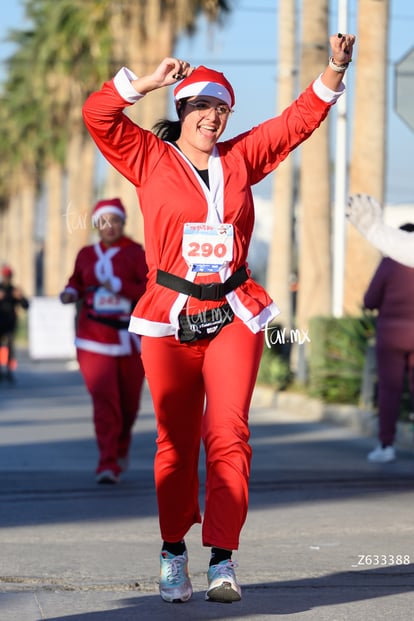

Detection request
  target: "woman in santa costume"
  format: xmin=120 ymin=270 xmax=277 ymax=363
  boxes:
xmin=83 ymin=32 xmax=356 ymax=603
xmin=60 ymin=198 xmax=147 ymax=484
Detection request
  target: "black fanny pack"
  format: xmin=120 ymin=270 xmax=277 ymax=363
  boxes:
xmin=178 ymin=303 xmax=234 ymax=343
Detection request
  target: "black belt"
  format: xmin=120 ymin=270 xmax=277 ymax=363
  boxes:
xmin=156 ymin=265 xmax=248 ymax=301
xmin=87 ymin=313 xmax=130 ymax=330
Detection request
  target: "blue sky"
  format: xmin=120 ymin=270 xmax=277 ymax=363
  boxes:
xmin=1 ymin=1 xmax=414 ymax=205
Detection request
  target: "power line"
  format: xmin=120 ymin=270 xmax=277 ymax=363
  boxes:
xmin=235 ymin=5 xmax=276 ymax=12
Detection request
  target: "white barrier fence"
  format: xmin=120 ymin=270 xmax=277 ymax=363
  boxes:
xmin=28 ymin=297 xmax=76 ymax=360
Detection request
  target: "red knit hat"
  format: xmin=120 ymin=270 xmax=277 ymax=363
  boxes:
xmin=1 ymin=265 xmax=12 ymax=278
xmin=92 ymin=198 xmax=126 ymax=226
xmin=174 ymin=65 xmax=235 ymax=108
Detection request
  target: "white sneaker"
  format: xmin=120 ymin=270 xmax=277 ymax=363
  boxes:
xmin=367 ymin=445 xmax=396 ymax=463
xmin=96 ymin=470 xmax=119 ymax=484
xmin=205 ymin=560 xmax=241 ymax=603
xmin=159 ymin=550 xmax=192 ymax=603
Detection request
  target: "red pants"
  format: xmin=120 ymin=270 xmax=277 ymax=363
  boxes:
xmin=141 ymin=319 xmax=264 ymax=551
xmin=0 ymin=333 xmax=17 ymax=370
xmin=77 ymin=347 xmax=145 ymax=475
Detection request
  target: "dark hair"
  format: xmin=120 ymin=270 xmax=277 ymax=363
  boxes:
xmin=399 ymin=223 xmax=414 ymax=233
xmin=152 ymin=98 xmax=189 ymax=142
xmin=152 ymin=119 xmax=181 ymax=142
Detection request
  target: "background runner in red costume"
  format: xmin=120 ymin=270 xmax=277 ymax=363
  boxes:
xmin=60 ymin=198 xmax=147 ymax=484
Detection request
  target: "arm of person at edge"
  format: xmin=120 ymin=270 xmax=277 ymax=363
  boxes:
xmin=347 ymin=194 xmax=414 ymax=269
xmin=130 ymin=33 xmax=355 ymax=97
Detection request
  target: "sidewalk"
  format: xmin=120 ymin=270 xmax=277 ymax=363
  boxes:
xmin=255 ymin=385 xmax=414 ymax=453
xmin=0 ymin=352 xmax=413 ymax=620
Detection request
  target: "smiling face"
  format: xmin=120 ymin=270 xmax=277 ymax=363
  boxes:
xmin=176 ymin=95 xmax=232 ymax=168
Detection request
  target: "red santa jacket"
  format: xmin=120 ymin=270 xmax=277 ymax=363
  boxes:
xmin=364 ymin=257 xmax=414 ymax=350
xmin=62 ymin=236 xmax=147 ymax=355
xmin=83 ymin=68 xmax=343 ymax=338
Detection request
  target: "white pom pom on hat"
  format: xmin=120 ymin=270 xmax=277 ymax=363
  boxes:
xmin=92 ymin=198 xmax=126 ymax=226
xmin=173 ymin=65 xmax=235 ymax=109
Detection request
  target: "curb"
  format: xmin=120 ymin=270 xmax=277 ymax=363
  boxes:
xmin=252 ymin=385 xmax=414 ymax=452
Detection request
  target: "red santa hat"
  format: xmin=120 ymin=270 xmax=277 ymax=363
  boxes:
xmin=174 ymin=65 xmax=235 ymax=109
xmin=92 ymin=198 xmax=126 ymax=226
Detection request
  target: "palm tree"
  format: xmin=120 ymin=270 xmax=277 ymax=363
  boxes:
xmin=344 ymin=0 xmax=390 ymax=315
xmin=0 ymin=3 xmax=84 ymax=295
xmin=0 ymin=0 xmax=231 ymax=296
xmin=0 ymin=32 xmax=44 ymax=295
xmin=296 ymin=0 xmax=331 ymax=332
xmin=26 ymin=0 xmax=114 ymax=290
xmin=43 ymin=162 xmax=65 ymax=296
xmin=266 ymin=0 xmax=297 ymax=329
xmin=3 ymin=1 xmax=125 ymax=292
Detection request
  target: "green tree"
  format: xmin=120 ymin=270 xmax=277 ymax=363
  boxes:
xmin=0 ymin=0 xmax=230 ymax=295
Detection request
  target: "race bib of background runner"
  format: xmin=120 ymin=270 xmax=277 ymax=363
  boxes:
xmin=93 ymin=287 xmax=130 ymax=314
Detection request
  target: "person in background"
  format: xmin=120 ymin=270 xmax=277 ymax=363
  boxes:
xmin=0 ymin=265 xmax=29 ymax=383
xmin=82 ymin=33 xmax=355 ymax=603
xmin=363 ymin=223 xmax=414 ymax=463
xmin=60 ymin=198 xmax=147 ymax=484
xmin=347 ymin=193 xmax=414 ymax=267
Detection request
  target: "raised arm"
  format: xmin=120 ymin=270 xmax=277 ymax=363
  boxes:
xmin=320 ymin=33 xmax=356 ymax=91
xmin=130 ymin=57 xmax=193 ymax=95
xmin=347 ymin=194 xmax=414 ymax=268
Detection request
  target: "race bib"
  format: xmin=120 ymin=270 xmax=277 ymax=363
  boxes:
xmin=93 ymin=287 xmax=130 ymax=314
xmin=182 ymin=223 xmax=234 ymax=273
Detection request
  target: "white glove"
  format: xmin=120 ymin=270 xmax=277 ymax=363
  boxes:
xmin=346 ymin=193 xmax=383 ymax=237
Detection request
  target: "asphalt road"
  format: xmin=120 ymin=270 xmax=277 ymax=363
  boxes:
xmin=0 ymin=351 xmax=413 ymax=620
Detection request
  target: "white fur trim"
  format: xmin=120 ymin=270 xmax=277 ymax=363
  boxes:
xmin=76 ymin=331 xmax=133 ymax=356
xmin=113 ymin=67 xmax=145 ymax=103
xmin=129 ymin=316 xmax=175 ymax=337
xmin=94 ymin=244 xmax=120 ymax=284
xmin=175 ymin=81 xmax=232 ymax=108
xmin=313 ymin=74 xmax=345 ymax=103
xmin=92 ymin=205 xmax=126 ymax=226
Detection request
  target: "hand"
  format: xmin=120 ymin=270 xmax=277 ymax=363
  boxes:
xmin=12 ymin=287 xmax=24 ymax=299
xmin=133 ymin=58 xmax=194 ymax=94
xmin=101 ymin=278 xmax=121 ymax=293
xmin=329 ymin=32 xmax=356 ymax=65
xmin=347 ymin=194 xmax=383 ymax=236
xmin=102 ymin=279 xmax=114 ymax=292
xmin=153 ymin=57 xmax=194 ymax=85
xmin=60 ymin=291 xmax=76 ymax=304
